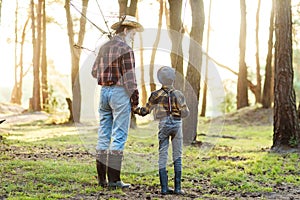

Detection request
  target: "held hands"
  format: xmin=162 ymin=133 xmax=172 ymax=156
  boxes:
xmin=133 ymin=107 xmax=148 ymax=117
xmin=130 ymin=89 xmax=148 ymax=116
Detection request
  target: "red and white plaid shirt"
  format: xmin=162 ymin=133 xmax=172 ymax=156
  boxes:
xmin=92 ymin=35 xmax=137 ymax=96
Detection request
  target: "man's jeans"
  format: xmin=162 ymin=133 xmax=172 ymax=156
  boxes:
xmin=158 ymin=116 xmax=183 ymax=171
xmin=96 ymin=86 xmax=131 ymax=151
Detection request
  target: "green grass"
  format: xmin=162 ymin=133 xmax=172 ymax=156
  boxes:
xmin=1 ymin=119 xmax=300 ymax=199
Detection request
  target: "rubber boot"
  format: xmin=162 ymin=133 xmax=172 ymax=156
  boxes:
xmin=96 ymin=151 xmax=108 ymax=187
xmin=107 ymin=151 xmax=130 ymax=189
xmin=159 ymin=168 xmax=173 ymax=195
xmin=174 ymin=170 xmax=185 ymax=195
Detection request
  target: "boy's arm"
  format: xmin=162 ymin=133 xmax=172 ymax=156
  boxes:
xmin=176 ymin=91 xmax=190 ymax=118
xmin=133 ymin=92 xmax=157 ymax=116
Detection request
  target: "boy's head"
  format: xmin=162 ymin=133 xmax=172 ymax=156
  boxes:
xmin=157 ymin=66 xmax=175 ymax=86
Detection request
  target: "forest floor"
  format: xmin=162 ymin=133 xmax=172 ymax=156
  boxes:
xmin=1 ymin=103 xmax=300 ymax=200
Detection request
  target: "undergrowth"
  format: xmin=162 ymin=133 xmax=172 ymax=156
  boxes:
xmin=0 ymin=119 xmax=299 ymax=199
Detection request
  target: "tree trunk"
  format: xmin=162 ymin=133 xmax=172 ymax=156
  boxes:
xmin=237 ymin=0 xmax=249 ymax=109
xmin=255 ymin=0 xmax=262 ymax=104
xmin=136 ymin=10 xmax=147 ymax=106
xmin=118 ymin=0 xmax=128 ymax=17
xmin=298 ymin=102 xmax=300 ymax=120
xmin=127 ymin=0 xmax=137 ymax=16
xmin=272 ymin=0 xmax=300 ymax=151
xmin=183 ymin=0 xmax=205 ymax=145
xmin=11 ymin=16 xmax=29 ymax=105
xmin=41 ymin=0 xmax=48 ymax=110
xmin=149 ymin=0 xmax=164 ymax=93
xmin=65 ymin=0 xmax=88 ymax=123
xmin=200 ymin=0 xmax=212 ymax=117
xmin=117 ymin=0 xmax=138 ymax=128
xmin=11 ymin=1 xmax=20 ymax=105
xmin=66 ymin=98 xmax=73 ymax=122
xmin=31 ymin=0 xmax=42 ymax=111
xmin=168 ymin=0 xmax=184 ymax=91
xmin=262 ymin=0 xmax=275 ymax=108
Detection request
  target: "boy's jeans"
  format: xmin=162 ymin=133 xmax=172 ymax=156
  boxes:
xmin=96 ymin=86 xmax=131 ymax=151
xmin=158 ymin=116 xmax=183 ymax=171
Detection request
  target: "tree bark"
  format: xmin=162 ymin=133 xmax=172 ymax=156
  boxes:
xmin=41 ymin=0 xmax=48 ymax=110
xmin=298 ymin=102 xmax=300 ymax=120
xmin=149 ymin=0 xmax=164 ymax=93
xmin=118 ymin=0 xmax=128 ymax=17
xmin=262 ymin=0 xmax=275 ymax=108
xmin=65 ymin=0 xmax=88 ymax=123
xmin=272 ymin=0 xmax=300 ymax=151
xmin=136 ymin=9 xmax=148 ymax=106
xmin=11 ymin=1 xmax=20 ymax=105
xmin=127 ymin=0 xmax=137 ymax=16
xmin=11 ymin=16 xmax=29 ymax=105
xmin=117 ymin=0 xmax=138 ymax=128
xmin=31 ymin=0 xmax=42 ymax=111
xmin=200 ymin=0 xmax=212 ymax=117
xmin=183 ymin=0 xmax=205 ymax=144
xmin=168 ymin=0 xmax=184 ymax=91
xmin=237 ymin=0 xmax=249 ymax=109
xmin=255 ymin=0 xmax=262 ymax=104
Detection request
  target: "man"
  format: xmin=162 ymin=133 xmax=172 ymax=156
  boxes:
xmin=91 ymin=15 xmax=143 ymax=188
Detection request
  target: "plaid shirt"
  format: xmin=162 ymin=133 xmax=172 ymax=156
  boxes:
xmin=141 ymin=86 xmax=190 ymax=119
xmin=92 ymin=35 xmax=137 ymax=95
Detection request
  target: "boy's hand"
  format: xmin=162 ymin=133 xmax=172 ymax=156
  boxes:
xmin=139 ymin=107 xmax=148 ymax=116
xmin=133 ymin=107 xmax=147 ymax=116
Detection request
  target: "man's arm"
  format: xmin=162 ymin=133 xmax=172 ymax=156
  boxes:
xmin=91 ymin=56 xmax=99 ymax=79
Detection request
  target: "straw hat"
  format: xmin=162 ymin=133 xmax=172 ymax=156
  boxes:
xmin=111 ymin=15 xmax=144 ymax=32
xmin=157 ymin=66 xmax=176 ymax=86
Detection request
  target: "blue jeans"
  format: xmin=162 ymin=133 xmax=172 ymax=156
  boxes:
xmin=96 ymin=86 xmax=131 ymax=151
xmin=158 ymin=116 xmax=183 ymax=171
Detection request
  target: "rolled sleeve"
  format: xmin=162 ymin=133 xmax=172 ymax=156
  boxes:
xmin=121 ymin=50 xmax=137 ymax=95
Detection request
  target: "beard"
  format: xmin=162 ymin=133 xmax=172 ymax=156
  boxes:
xmin=124 ymin=30 xmax=136 ymax=47
xmin=124 ymin=35 xmax=134 ymax=47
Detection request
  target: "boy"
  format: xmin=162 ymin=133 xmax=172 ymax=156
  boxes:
xmin=134 ymin=66 xmax=190 ymax=195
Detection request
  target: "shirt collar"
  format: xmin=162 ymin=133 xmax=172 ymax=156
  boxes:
xmin=113 ymin=35 xmax=125 ymax=42
xmin=161 ymin=85 xmax=175 ymax=91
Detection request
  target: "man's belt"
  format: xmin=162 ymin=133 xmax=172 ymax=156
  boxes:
xmin=102 ymin=81 xmax=115 ymax=86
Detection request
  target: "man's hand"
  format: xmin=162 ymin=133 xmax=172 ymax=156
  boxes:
xmin=139 ymin=107 xmax=148 ymax=116
xmin=132 ymin=107 xmax=140 ymax=114
xmin=130 ymin=89 xmax=139 ymax=107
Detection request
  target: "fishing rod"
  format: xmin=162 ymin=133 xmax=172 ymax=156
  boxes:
xmin=70 ymin=1 xmax=110 ymax=38
xmin=95 ymin=0 xmax=112 ymax=39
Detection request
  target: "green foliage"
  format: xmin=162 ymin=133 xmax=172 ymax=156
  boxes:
xmin=220 ymin=90 xmax=236 ymax=113
xmin=44 ymin=85 xmax=67 ymax=114
xmin=289 ymin=135 xmax=299 ymax=147
xmin=219 ymin=80 xmax=237 ymax=113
